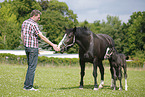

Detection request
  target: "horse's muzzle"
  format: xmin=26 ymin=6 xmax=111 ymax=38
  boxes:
xmin=60 ymin=46 xmax=65 ymax=53
xmin=60 ymin=47 xmax=68 ymax=53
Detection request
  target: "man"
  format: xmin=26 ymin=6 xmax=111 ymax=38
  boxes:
xmin=21 ymin=10 xmax=60 ymax=91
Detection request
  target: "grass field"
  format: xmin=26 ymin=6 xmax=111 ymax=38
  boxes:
xmin=0 ymin=64 xmax=145 ymax=97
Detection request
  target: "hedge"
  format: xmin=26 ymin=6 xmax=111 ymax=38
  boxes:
xmin=0 ymin=53 xmax=144 ymax=68
xmin=0 ymin=53 xmax=79 ymax=66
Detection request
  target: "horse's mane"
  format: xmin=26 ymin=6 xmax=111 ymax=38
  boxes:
xmin=77 ymin=27 xmax=91 ymax=35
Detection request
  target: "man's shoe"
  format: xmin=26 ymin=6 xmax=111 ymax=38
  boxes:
xmin=23 ymin=87 xmax=39 ymax=91
xmin=29 ymin=87 xmax=39 ymax=91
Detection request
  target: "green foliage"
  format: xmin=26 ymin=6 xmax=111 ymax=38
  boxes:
xmin=0 ymin=20 xmax=20 ymax=49
xmin=0 ymin=1 xmax=19 ymax=49
xmin=0 ymin=53 xmax=79 ymax=66
xmin=99 ymin=15 xmax=123 ymax=52
xmin=39 ymin=0 xmax=78 ymax=45
xmin=131 ymin=50 xmax=145 ymax=63
xmin=0 ymin=0 xmax=78 ymax=50
xmin=38 ymin=0 xmax=78 ymax=53
xmin=90 ymin=20 xmax=101 ymax=34
xmin=0 ymin=0 xmax=42 ymax=49
xmin=124 ymin=11 xmax=145 ymax=55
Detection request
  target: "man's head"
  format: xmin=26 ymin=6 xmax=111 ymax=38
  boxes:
xmin=30 ymin=10 xmax=42 ymax=22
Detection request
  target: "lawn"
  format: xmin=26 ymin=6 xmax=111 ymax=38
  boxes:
xmin=0 ymin=64 xmax=145 ymax=97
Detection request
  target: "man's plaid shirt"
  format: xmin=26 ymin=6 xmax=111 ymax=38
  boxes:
xmin=21 ymin=18 xmax=41 ymax=48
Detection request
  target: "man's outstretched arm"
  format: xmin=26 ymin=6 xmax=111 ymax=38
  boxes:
xmin=38 ymin=33 xmax=60 ymax=51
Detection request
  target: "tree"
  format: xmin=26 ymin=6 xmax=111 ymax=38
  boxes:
xmin=99 ymin=15 xmax=123 ymax=52
xmin=39 ymin=0 xmax=79 ymax=53
xmin=90 ymin=20 xmax=101 ymax=34
xmin=0 ymin=0 xmax=42 ymax=49
xmin=124 ymin=11 xmax=145 ymax=55
xmin=0 ymin=1 xmax=20 ymax=49
xmin=0 ymin=0 xmax=78 ymax=52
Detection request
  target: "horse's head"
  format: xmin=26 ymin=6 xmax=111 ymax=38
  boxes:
xmin=58 ymin=26 xmax=91 ymax=53
xmin=58 ymin=27 xmax=76 ymax=53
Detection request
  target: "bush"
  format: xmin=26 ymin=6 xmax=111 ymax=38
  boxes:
xmin=0 ymin=53 xmax=144 ymax=68
xmin=132 ymin=50 xmax=145 ymax=63
xmin=126 ymin=61 xmax=144 ymax=68
xmin=0 ymin=53 xmax=79 ymax=67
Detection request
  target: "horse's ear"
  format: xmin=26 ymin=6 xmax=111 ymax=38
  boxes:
xmin=64 ymin=26 xmax=67 ymax=30
xmin=84 ymin=26 xmax=88 ymax=30
xmin=112 ymin=47 xmax=117 ymax=53
xmin=73 ymin=26 xmax=77 ymax=33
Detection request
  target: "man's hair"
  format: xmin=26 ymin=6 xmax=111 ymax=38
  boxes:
xmin=30 ymin=10 xmax=42 ymax=17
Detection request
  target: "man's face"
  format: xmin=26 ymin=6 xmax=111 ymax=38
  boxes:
xmin=33 ymin=14 xmax=40 ymax=22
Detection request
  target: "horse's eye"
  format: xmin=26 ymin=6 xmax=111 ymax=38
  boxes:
xmin=68 ymin=35 xmax=72 ymax=38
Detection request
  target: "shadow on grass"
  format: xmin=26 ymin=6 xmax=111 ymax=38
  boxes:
xmin=56 ymin=84 xmax=112 ymax=90
xmin=35 ymin=84 xmax=122 ymax=91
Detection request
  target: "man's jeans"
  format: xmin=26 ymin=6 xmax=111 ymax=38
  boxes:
xmin=24 ymin=47 xmax=38 ymax=89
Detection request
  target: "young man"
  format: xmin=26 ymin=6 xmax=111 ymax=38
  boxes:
xmin=21 ymin=10 xmax=60 ymax=91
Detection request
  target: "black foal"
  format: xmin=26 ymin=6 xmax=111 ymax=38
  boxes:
xmin=104 ymin=47 xmax=128 ymax=91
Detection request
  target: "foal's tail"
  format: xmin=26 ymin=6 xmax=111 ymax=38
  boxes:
xmin=125 ymin=55 xmax=129 ymax=60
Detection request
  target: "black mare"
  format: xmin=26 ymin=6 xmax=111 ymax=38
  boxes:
xmin=58 ymin=27 xmax=115 ymax=90
xmin=104 ymin=47 xmax=128 ymax=91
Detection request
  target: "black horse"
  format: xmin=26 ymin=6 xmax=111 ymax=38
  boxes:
xmin=104 ymin=47 xmax=128 ymax=91
xmin=58 ymin=27 xmax=115 ymax=90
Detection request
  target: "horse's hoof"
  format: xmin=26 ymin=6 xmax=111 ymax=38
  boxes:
xmin=125 ymin=86 xmax=127 ymax=91
xmin=111 ymin=86 xmax=114 ymax=89
xmin=79 ymin=87 xmax=83 ymax=89
xmin=79 ymin=86 xmax=83 ymax=89
xmin=119 ymin=88 xmax=122 ymax=91
xmin=125 ymin=88 xmax=127 ymax=91
xmin=99 ymin=84 xmax=103 ymax=89
xmin=93 ymin=88 xmax=98 ymax=90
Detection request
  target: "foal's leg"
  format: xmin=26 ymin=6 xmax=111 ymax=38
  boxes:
xmin=79 ymin=60 xmax=85 ymax=89
xmin=109 ymin=59 xmax=114 ymax=88
xmin=110 ymin=66 xmax=114 ymax=88
xmin=98 ymin=61 xmax=104 ymax=89
xmin=118 ymin=66 xmax=123 ymax=91
xmin=93 ymin=58 xmax=98 ymax=90
xmin=123 ymin=63 xmax=127 ymax=91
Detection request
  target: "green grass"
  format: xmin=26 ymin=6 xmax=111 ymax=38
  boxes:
xmin=0 ymin=64 xmax=145 ymax=97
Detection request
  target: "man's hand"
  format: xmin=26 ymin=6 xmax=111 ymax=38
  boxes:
xmin=39 ymin=33 xmax=60 ymax=51
xmin=53 ymin=44 xmax=60 ymax=51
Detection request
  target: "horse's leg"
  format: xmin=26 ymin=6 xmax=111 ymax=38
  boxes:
xmin=119 ymin=79 xmax=123 ymax=91
xmin=79 ymin=60 xmax=85 ymax=89
xmin=93 ymin=58 xmax=98 ymax=90
xmin=112 ymin=67 xmax=117 ymax=90
xmin=98 ymin=61 xmax=104 ymax=89
xmin=118 ymin=66 xmax=123 ymax=91
xmin=111 ymin=78 xmax=114 ymax=89
xmin=123 ymin=62 xmax=127 ymax=91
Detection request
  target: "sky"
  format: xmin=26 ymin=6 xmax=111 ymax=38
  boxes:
xmin=1 ymin=0 xmax=145 ymax=23
xmin=57 ymin=0 xmax=145 ymax=23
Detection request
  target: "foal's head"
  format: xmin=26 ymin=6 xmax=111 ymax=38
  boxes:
xmin=104 ymin=47 xmax=117 ymax=59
